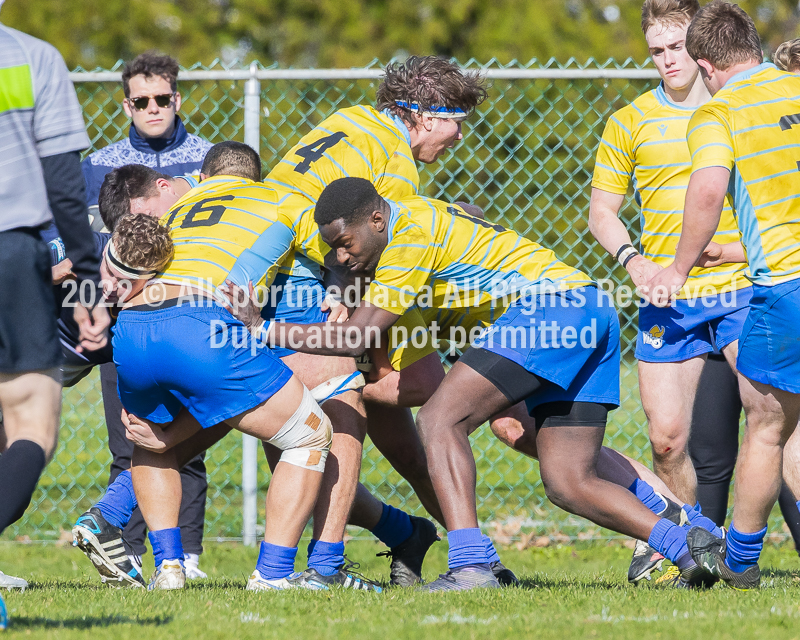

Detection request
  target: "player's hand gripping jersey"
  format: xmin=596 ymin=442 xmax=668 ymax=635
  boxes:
xmin=153 ymin=175 xmax=291 ymax=294
xmin=364 ymin=196 xmax=593 ymax=321
xmin=687 ymin=64 xmax=800 ymax=286
xmin=264 ymin=106 xmax=420 ymax=278
xmin=593 ymin=84 xmax=749 ymax=297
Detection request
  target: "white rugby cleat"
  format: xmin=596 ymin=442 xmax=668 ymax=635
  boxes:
xmin=246 ymin=569 xmax=301 ymax=591
xmin=148 ymin=560 xmax=186 ymax=591
xmin=0 ymin=571 xmax=27 ymax=591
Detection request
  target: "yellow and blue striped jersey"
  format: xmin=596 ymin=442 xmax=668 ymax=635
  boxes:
xmin=154 ymin=176 xmax=293 ymax=295
xmin=593 ymin=84 xmax=748 ymax=297
xmin=688 ymin=63 xmax=800 ymax=286
xmin=364 ymin=196 xmax=594 ymax=323
xmin=264 ymin=105 xmax=420 ymax=278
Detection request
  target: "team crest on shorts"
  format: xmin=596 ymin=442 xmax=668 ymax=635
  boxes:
xmin=642 ymin=325 xmax=665 ymax=349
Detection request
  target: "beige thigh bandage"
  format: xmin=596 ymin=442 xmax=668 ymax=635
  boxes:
xmin=266 ymin=386 xmax=332 ymax=473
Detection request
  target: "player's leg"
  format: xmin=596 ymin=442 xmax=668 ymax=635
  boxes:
xmin=688 ymin=285 xmax=800 ymax=588
xmin=778 ymin=429 xmax=800 ymax=554
xmin=275 ymin=349 xmax=382 ymax=590
xmin=0 ymin=229 xmax=65 ymax=591
xmin=638 ymin=357 xmax=706 ymax=505
xmin=95 ymin=363 xmax=209 ymax=578
xmin=688 ymin=353 xmax=741 ymax=526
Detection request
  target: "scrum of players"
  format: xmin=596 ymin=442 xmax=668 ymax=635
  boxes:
xmin=50 ymin=0 xmax=800 ymax=593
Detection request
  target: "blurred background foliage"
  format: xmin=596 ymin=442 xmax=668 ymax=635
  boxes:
xmin=2 ymin=0 xmax=798 ymax=70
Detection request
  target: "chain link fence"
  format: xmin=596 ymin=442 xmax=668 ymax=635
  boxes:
xmin=12 ymin=59 xmax=776 ymax=543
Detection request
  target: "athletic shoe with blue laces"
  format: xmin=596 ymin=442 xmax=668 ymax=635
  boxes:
xmin=72 ymin=507 xmax=144 ymax=588
xmin=288 ymin=560 xmax=383 ymax=592
xmin=419 ymin=563 xmax=501 ymax=592
xmin=687 ymin=526 xmax=759 ymax=590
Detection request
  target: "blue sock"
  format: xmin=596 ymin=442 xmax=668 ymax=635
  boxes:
xmin=628 ymin=479 xmax=667 ymax=516
xmin=648 ymin=518 xmax=690 ymax=565
xmin=725 ymin=524 xmax=766 ymax=573
xmin=256 ymin=541 xmax=297 ymax=580
xmin=683 ymin=503 xmax=724 ymax=538
xmin=148 ymin=528 xmax=183 ymax=570
xmin=95 ymin=470 xmax=137 ymax=530
xmin=307 ymin=539 xmax=345 ymax=577
xmin=447 ymin=528 xmax=489 ymax=569
xmin=483 ymin=535 xmax=500 ymax=564
xmin=370 ymin=504 xmax=413 ymax=549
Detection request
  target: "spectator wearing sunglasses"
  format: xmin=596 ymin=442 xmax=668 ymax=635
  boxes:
xmin=78 ymin=52 xmax=212 ymax=582
xmin=81 ymin=52 xmax=212 ymax=217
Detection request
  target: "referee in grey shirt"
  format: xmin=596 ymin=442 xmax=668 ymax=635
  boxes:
xmin=0 ymin=17 xmax=109 ymax=593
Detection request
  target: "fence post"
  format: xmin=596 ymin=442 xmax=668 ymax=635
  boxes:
xmin=241 ymin=62 xmax=261 ymax=547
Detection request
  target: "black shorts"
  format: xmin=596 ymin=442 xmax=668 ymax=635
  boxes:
xmin=458 ymin=347 xmax=612 ymax=429
xmin=0 ymin=227 xmax=61 ymax=373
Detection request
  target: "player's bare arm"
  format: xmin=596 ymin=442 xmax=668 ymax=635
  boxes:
xmin=588 ymin=187 xmax=661 ymax=290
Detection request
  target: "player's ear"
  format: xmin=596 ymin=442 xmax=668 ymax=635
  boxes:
xmin=173 ymin=92 xmax=182 ymax=113
xmin=696 ymin=59 xmax=714 ymax=78
xmin=156 ymin=177 xmax=174 ymax=193
xmin=371 ymin=208 xmax=387 ymax=232
xmin=122 ymin=98 xmax=133 ymax=119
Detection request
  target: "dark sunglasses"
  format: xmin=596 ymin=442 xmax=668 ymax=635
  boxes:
xmin=128 ymin=93 xmax=175 ymax=111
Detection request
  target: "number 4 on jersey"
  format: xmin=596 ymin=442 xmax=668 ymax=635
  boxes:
xmin=293 ymin=132 xmax=348 ymax=174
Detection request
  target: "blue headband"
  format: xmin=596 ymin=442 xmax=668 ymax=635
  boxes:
xmin=395 ymin=100 xmax=467 ymax=118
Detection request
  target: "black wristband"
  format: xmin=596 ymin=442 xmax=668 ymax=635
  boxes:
xmin=621 ymin=251 xmax=639 ymax=269
xmin=615 ymin=243 xmax=634 ymax=260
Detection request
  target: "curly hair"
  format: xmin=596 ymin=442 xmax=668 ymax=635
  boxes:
xmin=112 ymin=213 xmax=174 ymax=273
xmin=641 ymin=0 xmax=699 ymax=34
xmin=122 ymin=52 xmax=179 ymax=98
xmin=774 ymin=39 xmax=800 ymax=73
xmin=376 ymin=56 xmax=487 ymax=129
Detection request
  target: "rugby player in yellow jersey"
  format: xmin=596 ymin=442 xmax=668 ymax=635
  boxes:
xmin=255 ymin=56 xmax=498 ymax=586
xmin=589 ymin=0 xmax=750 ymax=581
xmin=96 ymin=172 xmax=343 ymax=592
xmin=223 ymin=178 xmax=718 ymax=591
xmin=644 ymin=1 xmax=800 ymax=589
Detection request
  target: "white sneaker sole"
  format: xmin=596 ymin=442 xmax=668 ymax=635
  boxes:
xmin=72 ymin=526 xmax=144 ymax=589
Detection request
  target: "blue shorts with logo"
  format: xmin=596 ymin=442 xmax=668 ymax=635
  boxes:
xmin=261 ymin=274 xmax=329 ymax=359
xmin=635 ymin=287 xmax=752 ymax=363
xmin=737 ymin=280 xmax=800 ymax=394
xmin=112 ymin=300 xmax=293 ymax=429
xmin=471 ymin=286 xmax=620 ymax=412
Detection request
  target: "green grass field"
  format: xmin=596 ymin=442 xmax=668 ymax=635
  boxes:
xmin=1 ymin=540 xmax=799 ymax=639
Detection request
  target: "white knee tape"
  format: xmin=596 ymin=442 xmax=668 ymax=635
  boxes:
xmin=266 ymin=386 xmax=332 ymax=473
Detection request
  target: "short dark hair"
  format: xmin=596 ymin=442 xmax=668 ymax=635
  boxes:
xmin=112 ymin=213 xmax=174 ymax=273
xmin=641 ymin=0 xmax=699 ymax=34
xmin=686 ymin=0 xmax=763 ymax=70
xmin=315 ymin=178 xmax=384 ymax=227
xmin=98 ymin=164 xmax=170 ymax=231
xmin=122 ymin=52 xmax=180 ymax=98
xmin=201 ymin=141 xmax=262 ymax=182
xmin=376 ymin=56 xmax=488 ymax=129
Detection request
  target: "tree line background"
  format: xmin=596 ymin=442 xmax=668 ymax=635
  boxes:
xmin=2 ymin=0 xmax=799 ymax=70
